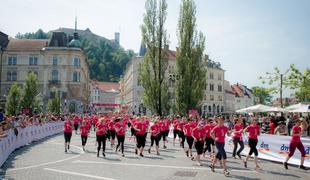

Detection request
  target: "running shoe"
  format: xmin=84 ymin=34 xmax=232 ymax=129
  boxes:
xmin=209 ymin=165 xmax=215 ymax=172
xmin=224 ymin=170 xmax=230 ymax=176
xmin=122 ymin=153 xmax=125 ymax=157
xmin=283 ymin=162 xmax=288 ymax=169
xmin=148 ymin=149 xmax=151 ymax=154
xmin=140 ymin=153 xmax=144 ymax=157
xmin=135 ymin=148 xmax=138 ymax=155
xmin=163 ymin=145 xmax=167 ymax=149
xmin=102 ymin=152 xmax=106 ymax=157
xmin=299 ymin=165 xmax=307 ymax=170
xmin=237 ymin=154 xmax=242 ymax=159
xmin=243 ymin=161 xmax=247 ymax=168
xmin=65 ymin=149 xmax=67 ymax=153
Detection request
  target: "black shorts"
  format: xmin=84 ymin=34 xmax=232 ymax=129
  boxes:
xmin=165 ymin=130 xmax=169 ymax=137
xmin=195 ymin=141 xmax=204 ymax=155
xmin=186 ymin=136 xmax=194 ymax=149
xmin=127 ymin=122 xmax=131 ymax=128
xmin=205 ymin=137 xmax=215 ymax=146
xmin=74 ymin=124 xmax=79 ymax=131
xmin=173 ymin=129 xmax=179 ymax=138
xmin=110 ymin=130 xmax=116 ymax=140
xmin=64 ymin=132 xmax=72 ymax=143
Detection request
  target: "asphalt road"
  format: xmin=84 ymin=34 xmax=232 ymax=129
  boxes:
xmin=0 ymin=130 xmax=309 ymax=180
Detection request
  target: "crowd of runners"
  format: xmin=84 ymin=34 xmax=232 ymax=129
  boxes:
xmin=63 ymin=114 xmax=308 ymax=176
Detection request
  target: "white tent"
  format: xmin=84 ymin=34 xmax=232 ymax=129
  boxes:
xmin=267 ymin=107 xmax=287 ymax=112
xmin=285 ymin=103 xmax=310 ymax=113
xmin=236 ymin=104 xmax=272 ymax=113
xmin=289 ymin=104 xmax=310 ymax=113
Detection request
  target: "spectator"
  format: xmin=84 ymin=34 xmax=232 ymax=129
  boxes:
xmin=274 ymin=121 xmax=287 ymax=136
xmin=286 ymin=115 xmax=293 ymax=136
xmin=300 ymin=117 xmax=308 ymax=137
xmin=269 ymin=118 xmax=276 ymax=135
xmin=261 ymin=117 xmax=270 ymax=134
xmin=0 ymin=108 xmax=4 ymax=123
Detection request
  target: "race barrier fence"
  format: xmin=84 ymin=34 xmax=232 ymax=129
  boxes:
xmin=0 ymin=121 xmax=64 ymax=167
xmin=168 ymin=127 xmax=310 ymax=167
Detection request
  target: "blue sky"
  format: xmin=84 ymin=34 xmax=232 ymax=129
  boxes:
xmin=1 ymin=0 xmax=309 ymax=96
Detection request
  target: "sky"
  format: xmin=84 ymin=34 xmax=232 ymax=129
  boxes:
xmin=1 ymin=0 xmax=309 ymax=96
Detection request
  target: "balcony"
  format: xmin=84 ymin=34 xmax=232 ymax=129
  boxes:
xmin=48 ymin=80 xmax=61 ymax=85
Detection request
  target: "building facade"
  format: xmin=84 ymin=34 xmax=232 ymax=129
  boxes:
xmin=231 ymin=83 xmax=255 ymax=110
xmin=223 ymin=80 xmax=235 ymax=114
xmin=0 ymin=31 xmax=90 ymax=113
xmin=90 ymin=80 xmax=119 ymax=113
xmin=201 ymin=59 xmax=225 ymax=116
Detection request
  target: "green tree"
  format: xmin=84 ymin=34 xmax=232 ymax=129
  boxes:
xmin=139 ymin=0 xmax=170 ymax=116
xmin=47 ymin=88 xmax=61 ymax=114
xmin=175 ymin=0 xmax=206 ymax=115
xmin=252 ymin=86 xmax=272 ymax=105
xmin=6 ymin=83 xmax=21 ymax=116
xmin=287 ymin=64 xmax=310 ymax=102
xmin=20 ymin=72 xmax=38 ymax=110
xmin=259 ymin=67 xmax=290 ymax=107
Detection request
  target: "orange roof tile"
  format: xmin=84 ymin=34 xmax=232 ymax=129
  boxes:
xmin=91 ymin=80 xmax=119 ymax=91
xmin=231 ymin=84 xmax=244 ymax=97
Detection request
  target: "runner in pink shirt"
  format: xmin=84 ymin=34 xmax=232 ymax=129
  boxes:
xmin=80 ymin=120 xmax=89 ymax=151
xmin=283 ymin=118 xmax=307 ymax=170
xmin=210 ymin=117 xmax=230 ymax=176
xmin=148 ymin=119 xmax=161 ymax=155
xmin=203 ymin=118 xmax=216 ymax=158
xmin=96 ymin=118 xmax=108 ymax=157
xmin=191 ymin=121 xmax=205 ymax=166
xmin=63 ymin=117 xmax=73 ymax=153
xmin=183 ymin=118 xmax=195 ymax=157
xmin=243 ymin=118 xmax=261 ymax=170
xmin=232 ymin=118 xmax=244 ymax=159
xmin=115 ymin=117 xmax=126 ymax=157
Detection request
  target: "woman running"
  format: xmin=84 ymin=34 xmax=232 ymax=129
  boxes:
xmin=109 ymin=118 xmax=116 ymax=147
xmin=173 ymin=117 xmax=180 ymax=146
xmin=232 ymin=118 xmax=244 ymax=159
xmin=80 ymin=120 xmax=89 ymax=151
xmin=203 ymin=118 xmax=215 ymax=158
xmin=115 ymin=117 xmax=126 ymax=157
xmin=283 ymin=118 xmax=307 ymax=170
xmin=243 ymin=118 xmax=261 ymax=170
xmin=178 ymin=117 xmax=186 ymax=148
xmin=73 ymin=115 xmax=80 ymax=135
xmin=148 ymin=119 xmax=161 ymax=155
xmin=183 ymin=118 xmax=195 ymax=157
xmin=64 ymin=117 xmax=73 ymax=153
xmin=134 ymin=117 xmax=147 ymax=157
xmin=210 ymin=117 xmax=230 ymax=176
xmin=96 ymin=118 xmax=108 ymax=157
xmin=191 ymin=121 xmax=205 ymax=166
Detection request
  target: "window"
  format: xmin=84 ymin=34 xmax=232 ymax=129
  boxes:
xmin=73 ymin=71 xmax=80 ymax=82
xmin=52 ymin=56 xmax=58 ymax=65
xmin=168 ymin=65 xmax=174 ymax=73
xmin=29 ymin=56 xmax=38 ymax=65
xmin=218 ymin=73 xmax=222 ymax=80
xmin=7 ymin=71 xmax=11 ymax=81
xmin=208 ymin=106 xmax=211 ymax=112
xmin=210 ymin=95 xmax=214 ymax=101
xmin=209 ymin=72 xmax=214 ymax=79
xmin=8 ymin=56 xmax=17 ymax=65
xmin=52 ymin=70 xmax=58 ymax=81
xmin=73 ymin=57 xmax=80 ymax=67
xmin=218 ymin=85 xmax=222 ymax=92
xmin=218 ymin=95 xmax=222 ymax=101
xmin=210 ymin=84 xmax=214 ymax=91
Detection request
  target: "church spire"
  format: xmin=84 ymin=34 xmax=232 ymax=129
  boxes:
xmin=75 ymin=16 xmax=77 ymax=31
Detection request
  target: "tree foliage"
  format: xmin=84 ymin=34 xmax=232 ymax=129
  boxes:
xmin=175 ymin=0 xmax=206 ymax=115
xmin=286 ymin=64 xmax=310 ymax=102
xmin=251 ymin=86 xmax=272 ymax=105
xmin=5 ymin=83 xmax=21 ymax=116
xmin=48 ymin=88 xmax=61 ymax=114
xmin=139 ymin=0 xmax=170 ymax=116
xmin=16 ymin=29 xmax=50 ymax=39
xmin=20 ymin=72 xmax=38 ymax=110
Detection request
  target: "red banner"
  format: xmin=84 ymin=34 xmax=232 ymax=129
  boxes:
xmin=93 ymin=103 xmax=119 ymax=107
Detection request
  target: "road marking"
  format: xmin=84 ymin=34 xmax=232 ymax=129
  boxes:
xmin=44 ymin=168 xmax=115 ymax=180
xmin=6 ymin=143 xmax=83 ymax=172
xmin=72 ymin=160 xmax=256 ymax=173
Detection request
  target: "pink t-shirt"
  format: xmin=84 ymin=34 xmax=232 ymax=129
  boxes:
xmin=184 ymin=123 xmax=194 ymax=137
xmin=233 ymin=124 xmax=243 ymax=139
xmin=80 ymin=125 xmax=89 ymax=136
xmin=204 ymin=124 xmax=215 ymax=138
xmin=291 ymin=125 xmax=301 ymax=143
xmin=96 ymin=123 xmax=108 ymax=135
xmin=115 ymin=122 xmax=125 ymax=136
xmin=192 ymin=128 xmax=205 ymax=141
xmin=64 ymin=121 xmax=73 ymax=133
xmin=247 ymin=125 xmax=260 ymax=139
xmin=150 ymin=124 xmax=161 ymax=136
xmin=212 ymin=125 xmax=228 ymax=143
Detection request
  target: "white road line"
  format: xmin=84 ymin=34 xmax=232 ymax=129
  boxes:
xmin=44 ymin=168 xmax=115 ymax=180
xmin=6 ymin=142 xmax=84 ymax=172
xmin=7 ymin=155 xmax=80 ymax=172
xmin=72 ymin=160 xmax=256 ymax=173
